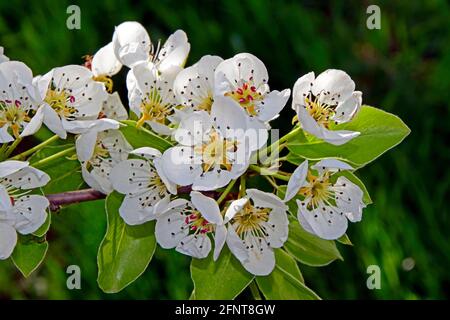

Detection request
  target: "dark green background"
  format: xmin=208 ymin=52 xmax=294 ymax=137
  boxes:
xmin=0 ymin=0 xmax=448 ymax=299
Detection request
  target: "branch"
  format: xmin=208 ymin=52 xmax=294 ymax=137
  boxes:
xmin=46 ymin=189 xmax=106 ymax=211
xmin=45 ymin=186 xmax=235 ymax=212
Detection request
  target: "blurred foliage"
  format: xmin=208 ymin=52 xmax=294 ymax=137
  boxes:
xmin=0 ymin=0 xmax=449 ymax=299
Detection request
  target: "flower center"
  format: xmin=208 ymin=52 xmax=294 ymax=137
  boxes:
xmin=298 ymin=171 xmax=334 ymax=209
xmin=45 ymin=89 xmax=77 ymax=119
xmin=0 ymin=100 xmax=31 ymax=138
xmin=137 ymin=89 xmax=172 ymax=127
xmin=304 ymin=95 xmax=335 ymax=128
xmin=194 ymin=131 xmax=238 ymax=172
xmin=148 ymin=174 xmax=167 ymax=197
xmin=225 ymin=82 xmax=262 ymax=116
xmin=184 ymin=211 xmax=213 ymax=234
xmin=232 ymin=202 xmax=271 ymax=238
xmin=93 ymin=75 xmax=114 ymax=93
xmin=196 ymin=96 xmax=213 ymax=112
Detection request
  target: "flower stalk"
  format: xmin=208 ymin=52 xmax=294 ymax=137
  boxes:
xmin=9 ymin=134 xmax=60 ymax=160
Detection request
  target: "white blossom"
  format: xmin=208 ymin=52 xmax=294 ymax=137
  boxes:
xmin=127 ymin=62 xmax=180 ymax=135
xmin=74 ymin=119 xmax=132 ymax=194
xmin=110 ymin=147 xmax=177 ymax=225
xmin=0 ymin=161 xmax=50 ymax=260
xmin=155 ymin=191 xmax=226 ymax=259
xmin=292 ymin=69 xmax=362 ymax=145
xmin=35 ymin=65 xmax=107 ymax=139
xmin=0 ymin=61 xmax=44 ymax=142
xmin=225 ymin=189 xmax=289 ymax=275
xmin=285 ymin=159 xmax=365 ymax=240
xmin=112 ymin=21 xmax=190 ymax=72
xmin=161 ymin=96 xmax=254 ymax=191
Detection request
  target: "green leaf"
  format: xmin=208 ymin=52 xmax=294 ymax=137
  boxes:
xmin=28 ymin=145 xmax=83 ymax=194
xmin=337 ymin=234 xmax=353 ymax=246
xmin=97 ymin=191 xmax=157 ymax=293
xmin=120 ymin=120 xmax=173 ymax=152
xmin=12 ymin=235 xmax=48 ymax=277
xmin=32 ymin=212 xmax=51 ymax=237
xmin=256 ymin=249 xmax=320 ymax=300
xmin=285 ymin=216 xmax=343 ymax=266
xmin=287 ymin=106 xmax=410 ymax=168
xmin=190 ymin=246 xmax=254 ymax=300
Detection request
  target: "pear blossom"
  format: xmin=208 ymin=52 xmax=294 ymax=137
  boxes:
xmin=0 ymin=161 xmax=50 ymax=260
xmin=127 ymin=61 xmax=180 ymax=135
xmin=0 ymin=61 xmax=44 ymax=142
xmin=161 ymin=96 xmax=254 ymax=191
xmin=215 ymin=53 xmax=290 ymax=125
xmin=0 ymin=47 xmax=9 ymax=63
xmin=225 ymin=189 xmax=289 ymax=276
xmin=110 ymin=147 xmax=177 ymax=225
xmin=155 ymin=191 xmax=227 ymax=259
xmin=174 ymin=55 xmax=223 ymax=113
xmin=74 ymin=119 xmax=132 ymax=194
xmin=285 ymin=159 xmax=365 ymax=240
xmin=112 ymin=21 xmax=190 ymax=72
xmin=292 ymin=69 xmax=362 ymax=145
xmin=35 ymin=65 xmax=107 ymax=139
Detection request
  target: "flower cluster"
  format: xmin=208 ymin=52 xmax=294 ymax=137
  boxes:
xmin=0 ymin=20 xmax=372 ymax=278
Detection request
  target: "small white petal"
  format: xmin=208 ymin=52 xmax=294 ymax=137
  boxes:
xmin=257 ymin=88 xmax=290 ymax=122
xmin=297 ymin=204 xmax=348 ymax=240
xmin=246 ymin=189 xmax=287 ymax=211
xmin=0 ymin=160 xmax=29 ymax=178
xmin=190 ymin=191 xmax=222 ymax=225
xmin=176 ymin=234 xmax=211 ymax=259
xmin=224 ymin=198 xmax=248 ymax=224
xmin=13 ymin=195 xmax=49 ymax=235
xmin=92 ymin=42 xmax=122 ymax=77
xmin=0 ymin=222 xmax=17 ymax=260
xmin=312 ymin=69 xmax=355 ymax=105
xmin=284 ymin=160 xmax=309 ymax=202
xmin=112 ymin=21 xmax=151 ymax=67
xmin=292 ymin=72 xmax=315 ymax=108
xmin=213 ymin=224 xmax=227 ymax=261
xmin=312 ymin=159 xmax=353 ymax=172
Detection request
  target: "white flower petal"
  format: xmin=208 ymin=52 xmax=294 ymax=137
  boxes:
xmin=5 ymin=166 xmax=50 ymax=189
xmin=226 ymin=225 xmax=248 ymax=262
xmin=161 ymin=146 xmax=201 ymax=186
xmin=176 ymin=234 xmax=211 ymax=259
xmin=192 ymin=167 xmax=232 ymax=191
xmin=292 ymin=72 xmax=315 ymax=108
xmin=112 ymin=21 xmax=151 ymax=67
xmin=284 ymin=160 xmax=309 ymax=202
xmin=297 ymin=204 xmax=348 ymax=240
xmin=42 ymin=103 xmax=67 ymax=139
xmin=0 ymin=185 xmax=12 ymax=211
xmin=242 ymin=241 xmax=275 ymax=276
xmin=119 ymin=195 xmax=156 ymax=225
xmin=312 ymin=159 xmax=353 ymax=172
xmin=257 ymin=89 xmax=290 ymax=122
xmin=0 ymin=222 xmax=17 ymax=260
xmin=333 ymin=91 xmax=362 ymax=124
xmin=13 ymin=195 xmax=49 ymax=234
xmin=0 ymin=160 xmax=29 ymax=178
xmin=174 ymin=110 xmax=212 ymax=146
xmin=101 ymin=92 xmax=128 ymax=121
xmin=76 ymin=130 xmax=98 ymax=162
xmin=213 ymin=224 xmax=227 ymax=261
xmin=130 ymin=147 xmax=162 ymax=159
xmin=155 ymin=207 xmax=188 ymax=248
xmin=246 ymin=189 xmax=287 ymax=211
xmin=334 ymin=176 xmax=365 ymax=222
xmin=190 ymin=191 xmax=222 ymax=225
xmin=0 ymin=125 xmax=13 ymax=143
xmin=158 ymin=30 xmax=190 ymax=73
xmin=92 ymin=42 xmax=122 ymax=77
xmin=110 ymin=159 xmax=151 ymax=194
xmin=153 ymin=158 xmax=177 ymax=195
xmin=20 ymin=105 xmax=44 ymax=137
xmin=211 ymin=95 xmax=248 ymax=138
xmin=224 ymin=197 xmax=248 ymax=224
xmin=312 ymin=69 xmax=355 ymax=105
xmin=265 ymin=208 xmax=289 ymax=248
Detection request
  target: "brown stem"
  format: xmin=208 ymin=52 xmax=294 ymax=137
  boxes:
xmin=46 ymin=186 xmax=237 ymax=212
xmin=46 ymin=189 xmax=106 ymax=211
